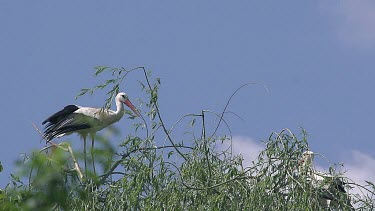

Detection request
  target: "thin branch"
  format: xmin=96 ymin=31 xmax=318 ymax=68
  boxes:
xmin=201 ymin=110 xmax=212 ymax=185
xmin=98 ymin=145 xmax=193 ymax=185
xmin=209 ymin=82 xmax=269 ymax=140
xmin=140 ymin=67 xmax=188 ymax=161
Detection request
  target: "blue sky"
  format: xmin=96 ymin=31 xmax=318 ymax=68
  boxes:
xmin=1 ymin=1 xmax=375 ymax=188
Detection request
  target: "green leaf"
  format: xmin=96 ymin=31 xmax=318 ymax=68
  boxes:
xmin=125 ymin=110 xmax=137 ymax=119
xmin=94 ymin=84 xmax=107 ymax=90
xmin=94 ymin=66 xmax=109 ymax=76
xmin=75 ymin=88 xmax=91 ymax=99
xmin=149 ymin=108 xmax=156 ymax=120
xmin=106 ymin=79 xmax=117 ymax=84
xmin=366 ymin=180 xmax=375 ymax=189
xmin=138 ymin=81 xmax=146 ymax=91
xmin=151 ymin=122 xmax=158 ymax=129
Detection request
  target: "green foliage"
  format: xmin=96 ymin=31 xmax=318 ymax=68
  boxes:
xmin=1 ymin=67 xmax=374 ymax=210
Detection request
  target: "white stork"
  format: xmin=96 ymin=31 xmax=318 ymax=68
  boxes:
xmin=299 ymin=151 xmax=354 ymax=210
xmin=42 ymin=92 xmax=140 ymax=173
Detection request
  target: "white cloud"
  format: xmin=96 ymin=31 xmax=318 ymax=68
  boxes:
xmin=342 ymin=150 xmax=375 ymax=195
xmin=220 ymin=136 xmax=264 ymax=167
xmin=325 ymin=1 xmax=375 ymax=48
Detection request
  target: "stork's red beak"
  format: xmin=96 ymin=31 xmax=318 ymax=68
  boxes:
xmin=124 ymin=99 xmax=140 ymax=117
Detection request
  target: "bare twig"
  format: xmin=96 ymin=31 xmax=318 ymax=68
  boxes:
xmin=209 ymin=82 xmax=269 ymax=140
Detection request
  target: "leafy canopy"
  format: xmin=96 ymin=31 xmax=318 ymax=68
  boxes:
xmin=0 ymin=67 xmax=373 ymax=210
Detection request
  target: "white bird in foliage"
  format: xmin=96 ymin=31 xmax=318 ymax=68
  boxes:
xmin=298 ymin=151 xmax=354 ymax=210
xmin=42 ymin=92 xmax=140 ymax=173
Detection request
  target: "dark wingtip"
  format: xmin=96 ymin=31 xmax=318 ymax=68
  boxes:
xmin=43 ymin=124 xmax=91 ymax=142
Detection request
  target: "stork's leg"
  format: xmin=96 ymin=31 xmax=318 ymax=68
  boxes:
xmin=91 ymin=136 xmax=96 ymax=175
xmin=83 ymin=136 xmax=87 ymax=174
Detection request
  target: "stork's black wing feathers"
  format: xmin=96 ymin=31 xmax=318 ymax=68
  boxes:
xmin=44 ymin=124 xmax=91 ymax=141
xmin=333 ymin=179 xmax=346 ymax=193
xmin=42 ymin=110 xmax=102 ymax=142
xmin=42 ymin=105 xmax=80 ymax=125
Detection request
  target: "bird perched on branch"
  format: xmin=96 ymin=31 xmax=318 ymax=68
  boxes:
xmin=42 ymin=92 xmax=140 ymax=173
xmin=298 ymin=151 xmax=354 ymax=210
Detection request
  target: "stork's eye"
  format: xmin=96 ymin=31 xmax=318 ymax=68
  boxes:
xmin=122 ymin=95 xmax=127 ymax=99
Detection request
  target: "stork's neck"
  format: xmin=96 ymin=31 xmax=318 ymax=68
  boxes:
xmin=101 ymin=98 xmax=124 ymax=125
xmin=305 ymin=155 xmax=314 ymax=167
xmin=302 ymin=157 xmax=312 ymax=168
xmin=115 ymin=98 xmax=125 ymax=116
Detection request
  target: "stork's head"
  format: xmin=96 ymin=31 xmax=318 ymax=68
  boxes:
xmin=117 ymin=92 xmax=140 ymax=117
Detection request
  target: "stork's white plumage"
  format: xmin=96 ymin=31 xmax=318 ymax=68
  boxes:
xmin=42 ymin=92 xmax=139 ymax=173
xmin=299 ymin=151 xmax=327 ymax=183
xmin=299 ymin=151 xmax=353 ymax=210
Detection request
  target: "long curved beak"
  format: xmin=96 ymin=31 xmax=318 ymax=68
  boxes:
xmin=124 ymin=99 xmax=140 ymax=117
